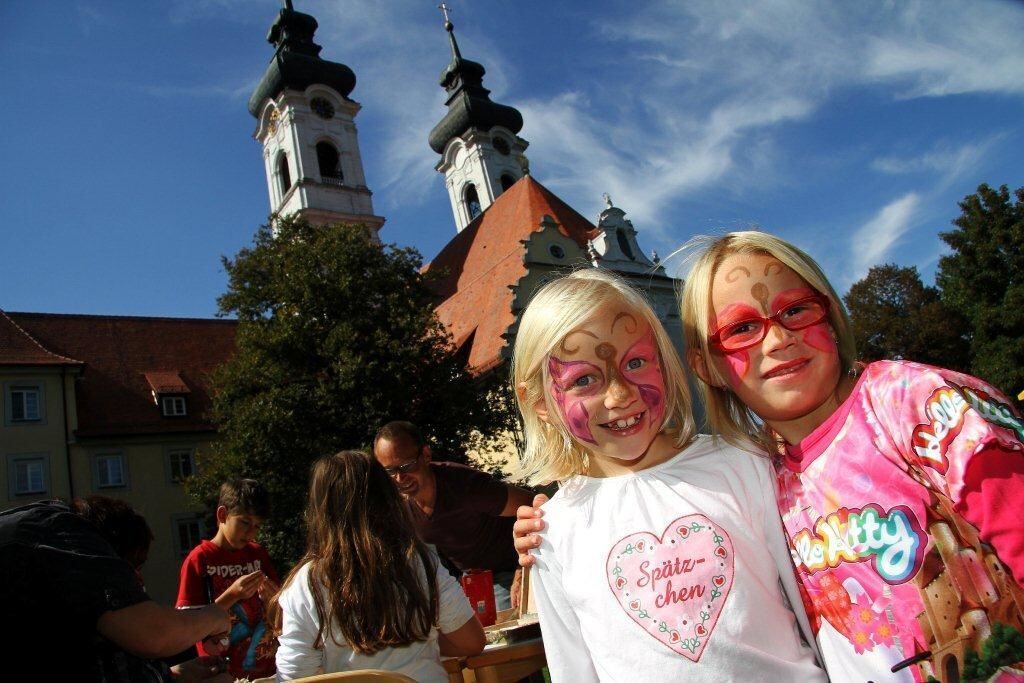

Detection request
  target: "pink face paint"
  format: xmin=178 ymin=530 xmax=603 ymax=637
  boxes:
xmin=547 ymin=356 xmax=598 ymax=444
xmin=722 ymin=350 xmax=751 ymax=384
xmin=620 ymin=331 xmax=666 ymax=425
xmin=709 ymin=309 xmax=753 ymax=382
xmin=769 ymin=287 xmax=836 ymax=354
xmin=769 ymin=287 xmax=818 ymax=312
xmin=801 ymin=323 xmax=837 ymax=354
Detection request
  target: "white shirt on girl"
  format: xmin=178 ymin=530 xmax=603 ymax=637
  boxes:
xmin=275 ymin=547 xmax=474 ymax=682
xmin=532 ymin=433 xmax=825 ymax=682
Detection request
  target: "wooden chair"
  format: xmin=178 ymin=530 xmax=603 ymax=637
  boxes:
xmin=288 ymin=671 xmax=417 ymax=683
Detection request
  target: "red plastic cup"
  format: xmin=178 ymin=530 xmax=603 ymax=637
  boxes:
xmin=460 ymin=569 xmax=496 ymax=627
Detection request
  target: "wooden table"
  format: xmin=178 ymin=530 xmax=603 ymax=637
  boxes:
xmin=461 ymin=637 xmax=546 ymax=683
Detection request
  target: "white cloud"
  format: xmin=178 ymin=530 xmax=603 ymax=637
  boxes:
xmin=166 ymin=1 xmax=1024 ymax=250
xmin=850 ymin=193 xmax=922 ymax=277
xmin=871 ymin=136 xmax=1003 ymax=190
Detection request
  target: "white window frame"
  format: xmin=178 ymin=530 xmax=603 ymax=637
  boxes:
xmin=172 ymin=515 xmax=206 ymax=558
xmin=167 ymin=446 xmax=196 ymax=484
xmin=4 ymin=382 xmax=45 ymax=425
xmin=93 ymin=452 xmax=128 ymax=489
xmin=7 ymin=454 xmax=49 ymax=497
xmin=161 ymin=395 xmax=187 ymax=417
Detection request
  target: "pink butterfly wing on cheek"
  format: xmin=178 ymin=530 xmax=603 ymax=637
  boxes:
xmin=722 ymin=351 xmax=751 ymax=384
xmin=547 ymin=356 xmax=598 ymax=444
xmin=710 ymin=307 xmax=753 ymax=383
xmin=621 ymin=332 xmax=665 ymax=424
xmin=801 ymin=323 xmax=837 ymax=354
xmin=768 ymin=288 xmax=837 ymax=355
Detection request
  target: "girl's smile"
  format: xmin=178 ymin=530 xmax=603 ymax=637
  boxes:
xmin=544 ymin=304 xmax=675 ymax=475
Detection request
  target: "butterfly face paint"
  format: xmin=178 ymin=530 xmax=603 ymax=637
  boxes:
xmin=548 ymin=355 xmax=599 ymax=444
xmin=545 ymin=307 xmax=667 ymax=466
xmin=708 ymin=253 xmax=844 ymax=442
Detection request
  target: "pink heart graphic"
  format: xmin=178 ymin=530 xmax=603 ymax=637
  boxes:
xmin=606 ymin=514 xmax=735 ymax=661
xmin=615 ymin=576 xmax=627 ymax=590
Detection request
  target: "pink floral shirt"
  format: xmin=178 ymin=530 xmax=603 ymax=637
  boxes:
xmin=776 ymin=361 xmax=1024 ymax=683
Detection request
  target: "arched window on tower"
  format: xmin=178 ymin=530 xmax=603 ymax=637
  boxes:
xmin=464 ymin=183 xmax=482 ymax=221
xmin=500 ymin=174 xmax=516 ymax=192
xmin=277 ymin=152 xmax=292 ymax=197
xmin=316 ymin=142 xmax=343 ymax=184
xmin=616 ymin=230 xmax=635 ymax=260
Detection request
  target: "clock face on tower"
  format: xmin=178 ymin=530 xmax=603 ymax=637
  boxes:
xmin=311 ymin=97 xmax=335 ymax=120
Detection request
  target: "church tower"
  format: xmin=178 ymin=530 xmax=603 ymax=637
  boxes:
xmin=248 ymin=1 xmax=384 ymax=233
xmin=428 ymin=7 xmax=529 ymax=233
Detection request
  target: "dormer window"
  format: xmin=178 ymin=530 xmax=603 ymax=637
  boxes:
xmin=144 ymin=371 xmax=191 ymax=418
xmin=162 ymin=395 xmax=187 ymax=417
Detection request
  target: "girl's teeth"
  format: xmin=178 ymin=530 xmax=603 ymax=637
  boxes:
xmin=608 ymin=414 xmax=641 ymax=430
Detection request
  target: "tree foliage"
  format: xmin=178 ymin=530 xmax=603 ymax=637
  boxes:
xmin=844 ymin=264 xmax=969 ymax=371
xmin=936 ymin=184 xmax=1024 ymax=398
xmin=189 ymin=216 xmax=515 ymax=566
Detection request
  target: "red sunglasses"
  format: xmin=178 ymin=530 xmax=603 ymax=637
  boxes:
xmin=709 ymin=294 xmax=831 ymax=352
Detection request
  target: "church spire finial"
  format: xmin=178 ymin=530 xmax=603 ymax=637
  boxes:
xmin=282 ymin=0 xmax=293 ymax=10
xmin=438 ymin=4 xmax=463 ymax=61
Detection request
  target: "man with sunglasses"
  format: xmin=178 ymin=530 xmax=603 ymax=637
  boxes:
xmin=373 ymin=421 xmax=534 ymax=610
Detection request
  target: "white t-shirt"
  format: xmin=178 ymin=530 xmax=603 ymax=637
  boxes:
xmin=275 ymin=548 xmax=474 ymax=682
xmin=533 ymin=434 xmax=825 ymax=682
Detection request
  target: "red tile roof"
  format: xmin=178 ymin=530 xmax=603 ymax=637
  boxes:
xmin=426 ymin=175 xmax=596 ymax=373
xmin=0 ymin=310 xmax=83 ymax=366
xmin=7 ymin=312 xmax=237 ymax=438
xmin=143 ymin=371 xmax=191 ymax=395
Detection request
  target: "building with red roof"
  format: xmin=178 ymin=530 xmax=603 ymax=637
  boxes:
xmin=422 ymin=18 xmax=685 ymax=378
xmin=1 ymin=3 xmax=690 ymax=605
xmin=0 ymin=310 xmax=236 ymax=602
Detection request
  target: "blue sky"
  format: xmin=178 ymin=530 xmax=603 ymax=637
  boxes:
xmin=4 ymin=1 xmax=1023 ymax=318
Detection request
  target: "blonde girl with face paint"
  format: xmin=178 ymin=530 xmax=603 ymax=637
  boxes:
xmin=511 ymin=269 xmax=824 ymax=682
xmin=678 ymin=231 xmax=1024 ymax=683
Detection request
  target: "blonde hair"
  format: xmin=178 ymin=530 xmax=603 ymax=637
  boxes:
xmin=679 ymin=231 xmax=857 ymax=449
xmin=511 ymin=269 xmax=696 ymax=485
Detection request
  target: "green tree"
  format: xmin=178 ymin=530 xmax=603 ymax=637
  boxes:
xmin=937 ymin=184 xmax=1024 ymax=399
xmin=189 ymin=216 xmax=514 ymax=566
xmin=844 ymin=264 xmax=969 ymax=371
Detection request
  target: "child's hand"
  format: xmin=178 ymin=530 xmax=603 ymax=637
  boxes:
xmin=513 ymin=493 xmax=549 ymax=567
xmin=215 ymin=569 xmax=264 ymax=607
xmin=258 ymin=576 xmax=279 ymax=604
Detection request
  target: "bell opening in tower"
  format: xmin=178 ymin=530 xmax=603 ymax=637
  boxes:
xmin=464 ymin=183 xmax=482 ymax=221
xmin=316 ymin=142 xmax=343 ymax=184
xmin=277 ymin=152 xmax=292 ymax=197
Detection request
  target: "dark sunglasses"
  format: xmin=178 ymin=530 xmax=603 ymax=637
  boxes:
xmin=709 ymin=294 xmax=830 ymax=352
xmin=383 ymin=454 xmax=422 ymax=478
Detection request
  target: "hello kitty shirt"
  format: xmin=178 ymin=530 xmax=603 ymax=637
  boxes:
xmin=777 ymin=360 xmax=1024 ymax=683
xmin=531 ymin=434 xmax=824 ymax=682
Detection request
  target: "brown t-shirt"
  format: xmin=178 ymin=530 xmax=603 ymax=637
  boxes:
xmin=408 ymin=462 xmax=518 ymax=573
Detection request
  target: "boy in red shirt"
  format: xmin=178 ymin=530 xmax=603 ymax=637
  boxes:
xmin=177 ymin=478 xmax=280 ymax=680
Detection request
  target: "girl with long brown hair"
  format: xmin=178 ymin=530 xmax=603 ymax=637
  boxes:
xmin=271 ymin=450 xmax=485 ymax=681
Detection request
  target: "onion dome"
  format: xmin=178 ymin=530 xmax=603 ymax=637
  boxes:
xmin=248 ymin=1 xmax=356 ymax=117
xmin=427 ymin=17 xmax=523 ymax=153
